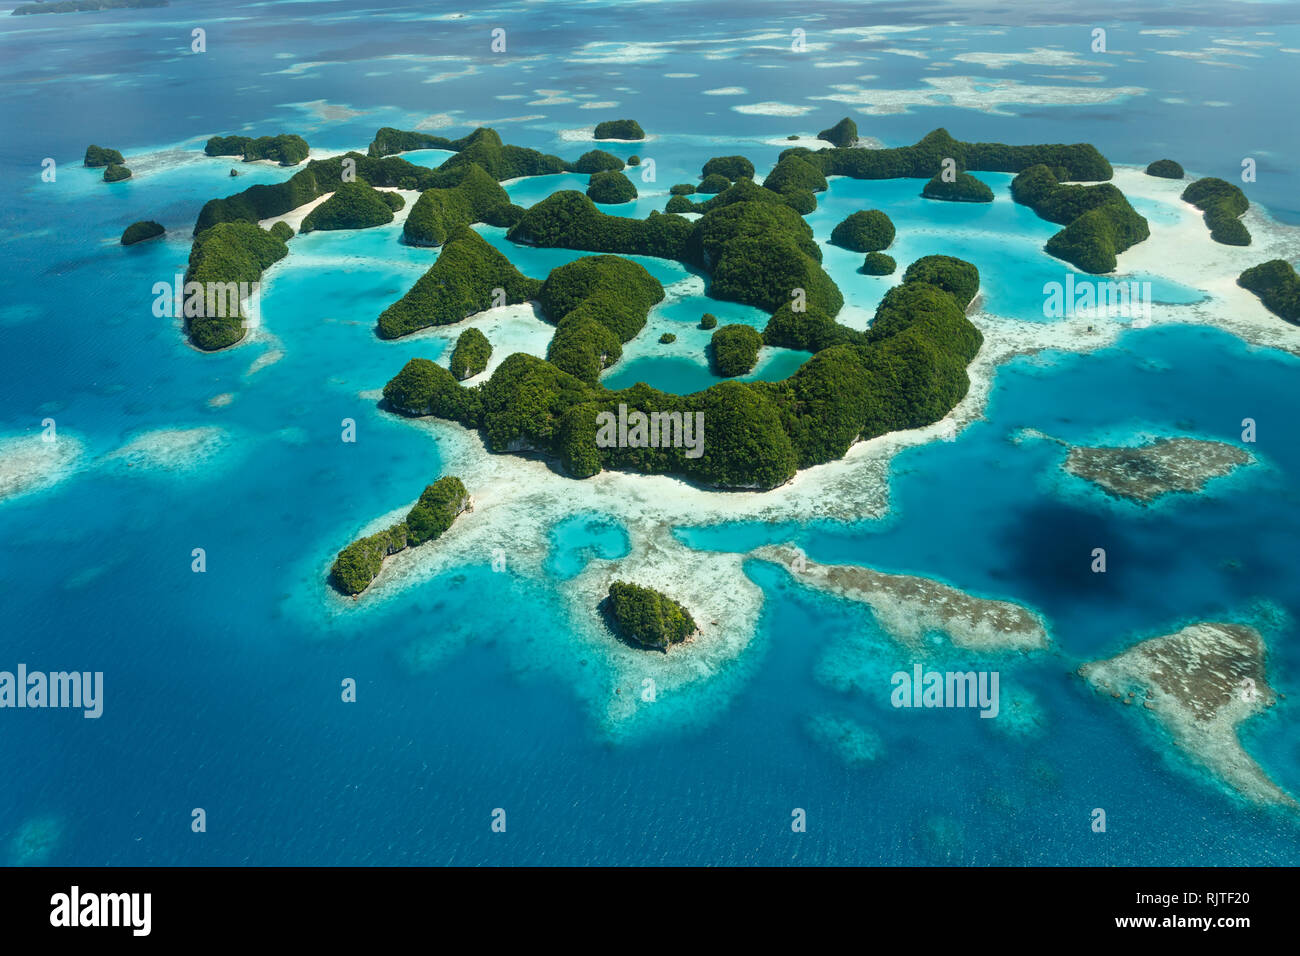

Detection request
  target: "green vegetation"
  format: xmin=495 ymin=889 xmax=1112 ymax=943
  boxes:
xmin=567 ymin=149 xmax=624 ymax=174
xmin=329 ymin=476 xmax=469 ymax=595
xmin=449 ymin=327 xmax=492 ymax=380
xmin=405 ymin=476 xmax=470 ymax=545
xmin=14 ymin=0 xmax=166 ymax=15
xmin=686 ymin=199 xmax=841 ymax=315
xmin=433 ymin=127 xmax=567 ymax=181
xmin=702 ymin=156 xmax=755 ymax=181
xmin=711 ymin=324 xmax=763 ymax=376
xmin=269 ymin=220 xmax=294 ymax=242
xmin=540 ymin=254 xmax=664 ymax=382
xmin=1237 ymin=259 xmax=1300 ymax=325
xmin=103 ymin=163 xmax=132 ymax=182
xmin=1145 ymin=159 xmax=1184 ymax=179
xmin=594 ymin=119 xmax=645 ymax=140
xmin=817 ymin=117 xmax=858 ymax=148
xmin=830 ymin=209 xmax=895 ymax=252
xmin=506 ymin=190 xmax=692 ymax=259
xmin=787 ymin=134 xmax=800 ymax=141
xmin=1182 ymin=177 xmax=1251 ymax=246
xmin=628 ymin=156 xmax=641 ymax=166
xmin=604 ymin=581 xmax=696 ymax=650
xmin=698 ymin=173 xmax=732 ymax=194
xmin=921 ymin=171 xmax=994 ymax=202
xmin=762 ymin=302 xmax=862 ymax=352
xmin=665 ymin=195 xmax=695 ymax=214
xmin=329 ymin=524 xmax=409 ymax=596
xmin=791 ymin=127 xmax=1113 ymax=183
xmin=205 ymin=134 xmax=309 ymax=166
xmin=762 ymin=155 xmax=828 ymax=197
xmin=403 ymin=163 xmax=514 ymax=246
xmin=377 ymin=226 xmax=542 ymax=339
xmin=700 ymin=313 xmax=718 ymax=330
xmin=659 ymin=332 xmax=676 ymax=344
xmin=384 ymin=249 xmax=979 ymax=487
xmin=1011 ymin=164 xmax=1149 ymax=272
xmin=121 ymin=220 xmax=164 ymax=245
xmin=300 ymin=181 xmax=397 ymax=232
xmin=84 ymin=144 xmax=123 ymax=167
xmin=586 ymin=170 xmax=638 ymax=204
xmin=862 ymin=251 xmax=896 ymax=275
xmin=670 ymin=183 xmax=696 ymax=196
xmin=183 ymin=221 xmax=289 ymax=350
xmin=367 ymin=127 xmax=467 ymax=157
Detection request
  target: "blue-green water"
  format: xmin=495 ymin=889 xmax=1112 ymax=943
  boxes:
xmin=1 ymin=0 xmax=1298 ymax=866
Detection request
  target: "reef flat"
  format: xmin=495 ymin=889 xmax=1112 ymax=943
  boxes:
xmin=1080 ymin=622 xmax=1295 ymax=808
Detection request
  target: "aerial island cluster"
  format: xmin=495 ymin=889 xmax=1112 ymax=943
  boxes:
xmin=104 ymin=116 xmax=1293 ymax=680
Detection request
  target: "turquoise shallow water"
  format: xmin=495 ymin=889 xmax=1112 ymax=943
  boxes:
xmin=2 ymin=0 xmax=1299 ymax=866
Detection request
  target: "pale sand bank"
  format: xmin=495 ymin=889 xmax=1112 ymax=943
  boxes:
xmin=753 ymin=545 xmax=1050 ymax=653
xmin=1080 ymin=622 xmax=1296 ymax=808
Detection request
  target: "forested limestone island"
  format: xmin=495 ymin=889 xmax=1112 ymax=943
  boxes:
xmin=593 ymin=119 xmax=645 ymax=141
xmin=378 ymin=227 xmax=541 ymax=339
xmin=830 ymin=209 xmax=895 ymax=252
xmin=1010 ymin=164 xmax=1149 ymax=273
xmin=13 ymin=0 xmax=166 ymax=13
xmin=300 ymin=181 xmax=403 ymax=232
xmin=205 ymin=134 xmax=309 ymax=167
xmin=817 ymin=117 xmax=859 ymax=148
xmin=449 ymin=327 xmax=491 ymax=380
xmin=586 ymin=170 xmax=638 ymax=204
xmin=329 ymin=476 xmax=471 ymax=596
xmin=602 ymin=581 xmax=697 ymax=651
xmin=921 ymin=170 xmax=994 ymax=203
xmin=1183 ymin=177 xmax=1251 ymax=246
xmin=380 ymin=253 xmax=982 ymax=490
xmin=862 ymin=252 xmax=897 ymax=276
xmin=702 ymin=155 xmax=756 ymax=183
xmin=711 ymin=324 xmax=763 ymax=376
xmin=84 ymin=144 xmax=123 ymax=167
xmin=121 ymin=220 xmax=164 ymax=245
xmin=103 ymin=163 xmax=132 ymax=182
xmin=183 ymin=221 xmax=288 ymax=350
xmin=1237 ymin=259 xmax=1300 ymax=325
xmin=568 ymin=149 xmax=625 ymax=174
xmin=697 ymin=173 xmax=733 ymax=195
xmin=1145 ymin=158 xmax=1184 ymax=179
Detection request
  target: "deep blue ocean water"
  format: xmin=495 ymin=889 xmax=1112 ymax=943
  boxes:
xmin=1 ymin=0 xmax=1298 ymax=865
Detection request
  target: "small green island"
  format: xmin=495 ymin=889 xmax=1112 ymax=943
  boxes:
xmin=1238 ymin=259 xmax=1300 ymax=325
xmin=1182 ymin=177 xmax=1251 ymax=246
xmin=830 ymin=209 xmax=895 ymax=252
xmin=1145 ymin=158 xmax=1184 ymax=179
xmin=329 ymin=476 xmax=471 ymax=596
xmin=817 ymin=117 xmax=858 ymax=148
xmin=593 ymin=119 xmax=645 ymax=140
xmin=449 ymin=327 xmax=491 ymax=380
xmin=1011 ymin=164 xmax=1149 ymax=273
xmin=586 ymin=170 xmax=638 ymax=204
xmin=710 ymin=324 xmax=763 ymax=376
xmin=699 ymin=312 xmax=718 ymax=330
xmin=602 ymin=581 xmax=697 ymax=650
xmin=84 ymin=144 xmax=123 ymax=167
xmin=205 ymin=133 xmax=309 ymax=167
xmin=921 ymin=170 xmax=994 ymax=203
xmin=861 ymin=251 xmax=896 ymax=275
xmin=659 ymin=332 xmax=676 ymax=344
xmin=121 ymin=220 xmax=164 ymax=245
xmin=103 ymin=163 xmax=132 ymax=182
xmin=301 ymin=181 xmax=403 ymax=232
